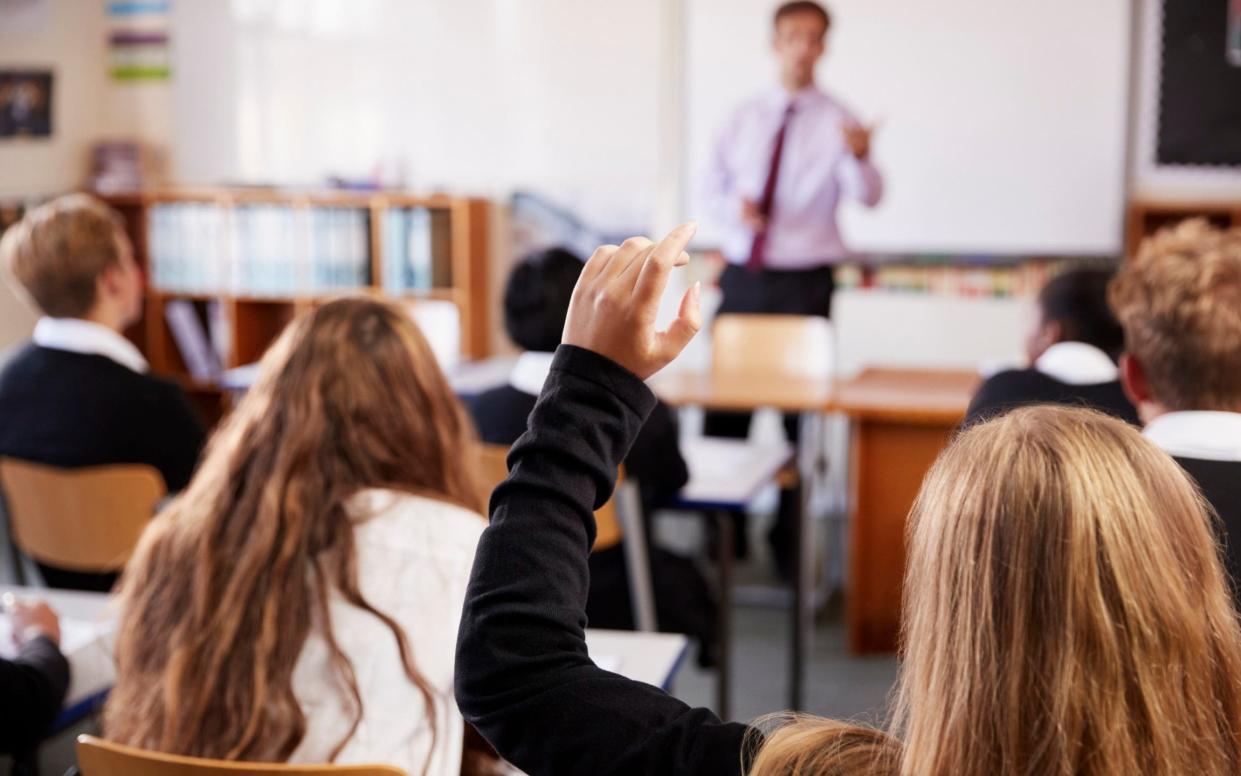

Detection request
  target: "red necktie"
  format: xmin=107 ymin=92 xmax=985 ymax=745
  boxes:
xmin=747 ymin=103 xmax=795 ymax=272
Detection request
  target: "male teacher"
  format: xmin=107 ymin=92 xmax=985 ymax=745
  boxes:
xmin=703 ymin=0 xmax=882 ymax=573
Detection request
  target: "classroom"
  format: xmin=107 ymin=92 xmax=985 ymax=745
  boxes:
xmin=2 ymin=0 xmax=1240 ymax=774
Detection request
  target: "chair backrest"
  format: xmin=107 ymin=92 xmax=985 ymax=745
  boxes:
xmin=0 ymin=459 xmax=165 ymax=573
xmin=76 ymin=736 xmax=408 ymax=776
xmin=476 ymin=444 xmax=623 ymax=551
xmin=711 ymin=314 xmax=835 ymax=380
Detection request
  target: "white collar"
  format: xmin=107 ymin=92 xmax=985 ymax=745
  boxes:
xmin=1033 ymin=342 xmax=1118 ymax=385
xmin=767 ymin=84 xmax=825 ymax=111
xmin=1144 ymin=411 xmax=1241 ymax=463
xmin=509 ymin=351 xmax=555 ymax=396
xmin=33 ymin=317 xmax=149 ymax=373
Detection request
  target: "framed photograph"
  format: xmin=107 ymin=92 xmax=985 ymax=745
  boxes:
xmin=0 ymin=70 xmax=53 ymax=138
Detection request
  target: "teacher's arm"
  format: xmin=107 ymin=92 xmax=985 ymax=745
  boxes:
xmin=839 ymin=120 xmax=884 ymax=208
xmin=455 ymin=227 xmax=756 ymax=776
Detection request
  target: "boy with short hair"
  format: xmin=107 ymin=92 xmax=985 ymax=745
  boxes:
xmin=0 ymin=194 xmax=205 ymax=590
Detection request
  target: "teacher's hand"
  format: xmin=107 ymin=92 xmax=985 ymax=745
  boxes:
xmin=843 ymin=121 xmax=875 ymax=161
xmin=562 ymin=223 xmax=702 ymax=381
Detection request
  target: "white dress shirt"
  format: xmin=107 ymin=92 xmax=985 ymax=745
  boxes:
xmin=1144 ymin=411 xmax=1241 ymax=463
xmin=1033 ymin=342 xmax=1119 ymax=385
xmin=703 ymin=85 xmax=883 ymax=268
xmin=508 ymin=351 xmax=556 ymax=396
xmin=32 ymin=317 xmax=149 ymax=373
xmin=289 ymin=489 xmax=485 ymax=776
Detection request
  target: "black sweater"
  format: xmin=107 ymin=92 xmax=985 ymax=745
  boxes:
xmin=468 ymin=382 xmax=689 ymax=511
xmin=0 ymin=344 xmax=206 ymax=491
xmin=966 ymin=368 xmax=1139 ymax=427
xmin=0 ymin=636 xmax=70 ymax=755
xmin=1175 ymin=456 xmax=1241 ymax=594
xmin=456 ymin=346 xmax=752 ymax=776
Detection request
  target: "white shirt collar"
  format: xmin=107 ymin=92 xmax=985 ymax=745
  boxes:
xmin=509 ymin=351 xmax=555 ymax=396
xmin=33 ymin=317 xmax=149 ymax=373
xmin=1033 ymin=342 xmax=1118 ymax=385
xmin=1144 ymin=411 xmax=1241 ymax=463
xmin=767 ymin=83 xmax=824 ymax=111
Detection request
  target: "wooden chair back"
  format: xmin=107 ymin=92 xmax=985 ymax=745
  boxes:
xmin=711 ymin=314 xmax=834 ymax=380
xmin=476 ymin=444 xmax=623 ymax=551
xmin=0 ymin=459 xmax=165 ymax=573
xmin=75 ymin=736 xmax=407 ymax=776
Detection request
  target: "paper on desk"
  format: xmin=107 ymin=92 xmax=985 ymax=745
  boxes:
xmin=593 ymin=654 xmax=621 ymax=674
xmin=0 ymin=615 xmax=118 ymax=706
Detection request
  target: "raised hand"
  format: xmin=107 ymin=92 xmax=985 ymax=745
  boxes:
xmin=562 ymin=223 xmax=702 ymax=380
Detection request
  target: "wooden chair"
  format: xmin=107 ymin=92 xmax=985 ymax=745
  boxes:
xmin=711 ymin=313 xmax=835 ymax=380
xmin=0 ymin=459 xmax=165 ymax=578
xmin=476 ymin=444 xmax=656 ymax=631
xmin=75 ymin=735 xmax=407 ymax=775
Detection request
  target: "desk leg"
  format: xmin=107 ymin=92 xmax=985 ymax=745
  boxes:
xmin=714 ymin=510 xmax=733 ymax=720
xmin=790 ymin=474 xmax=809 ymax=711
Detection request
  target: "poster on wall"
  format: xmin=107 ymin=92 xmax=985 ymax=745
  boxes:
xmin=107 ymin=1 xmax=172 ymax=81
xmin=0 ymin=70 xmax=52 ymax=138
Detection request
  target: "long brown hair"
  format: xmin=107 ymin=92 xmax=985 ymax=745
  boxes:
xmin=751 ymin=406 xmax=1241 ymax=775
xmin=105 ymin=296 xmax=482 ymax=765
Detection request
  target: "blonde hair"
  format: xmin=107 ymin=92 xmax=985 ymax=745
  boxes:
xmin=0 ymin=193 xmax=130 ymax=318
xmin=1109 ymin=218 xmax=1241 ymax=411
xmin=751 ymin=406 xmax=1241 ymax=776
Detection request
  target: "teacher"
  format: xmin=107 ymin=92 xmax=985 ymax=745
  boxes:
xmin=704 ymin=0 xmax=882 ymax=320
xmin=702 ymin=0 xmax=882 ymax=573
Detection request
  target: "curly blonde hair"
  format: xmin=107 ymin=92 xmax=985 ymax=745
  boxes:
xmin=1109 ymin=218 xmax=1241 ymax=411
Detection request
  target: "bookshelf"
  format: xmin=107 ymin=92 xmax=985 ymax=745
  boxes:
xmin=1125 ymin=199 xmax=1241 ymax=257
xmin=99 ymin=188 xmax=491 ymax=424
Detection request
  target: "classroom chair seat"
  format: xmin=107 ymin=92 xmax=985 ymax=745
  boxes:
xmin=75 ymin=735 xmax=407 ymax=776
xmin=0 ymin=458 xmax=166 ymax=579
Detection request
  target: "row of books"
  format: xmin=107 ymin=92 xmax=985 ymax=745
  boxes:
xmin=147 ymin=203 xmax=374 ymax=295
xmin=833 ymin=257 xmax=1089 ymax=298
xmin=382 ymin=207 xmax=453 ymax=294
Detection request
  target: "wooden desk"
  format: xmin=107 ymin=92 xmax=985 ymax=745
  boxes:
xmin=652 ymin=370 xmax=833 ymax=413
xmin=835 ymin=368 xmax=979 ymax=654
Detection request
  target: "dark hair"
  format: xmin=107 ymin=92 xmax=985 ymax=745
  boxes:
xmin=1039 ymin=268 xmax=1125 ymax=359
xmin=503 ymin=247 xmax=585 ymax=352
xmin=774 ymin=1 xmax=831 ymax=32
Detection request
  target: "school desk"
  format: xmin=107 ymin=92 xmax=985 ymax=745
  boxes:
xmin=0 ymin=586 xmax=691 ymax=721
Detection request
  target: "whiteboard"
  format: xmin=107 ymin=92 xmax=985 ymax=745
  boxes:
xmin=684 ymin=0 xmax=1132 ymax=255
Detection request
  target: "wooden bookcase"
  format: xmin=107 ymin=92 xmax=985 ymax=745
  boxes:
xmin=1125 ymin=199 xmax=1241 ymax=257
xmin=99 ymin=188 xmax=491 ymax=424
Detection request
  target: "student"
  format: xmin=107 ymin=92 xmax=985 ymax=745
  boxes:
xmin=455 ymin=226 xmax=1241 ymax=776
xmin=469 ymin=247 xmax=688 ymax=510
xmin=105 ymin=298 xmax=486 ymax=776
xmin=966 ymin=268 xmax=1138 ymax=425
xmin=0 ymin=597 xmax=69 ymax=757
xmin=1111 ymin=219 xmax=1241 ymax=590
xmin=468 ymin=247 xmax=714 ymax=661
xmin=0 ymin=194 xmax=206 ymax=591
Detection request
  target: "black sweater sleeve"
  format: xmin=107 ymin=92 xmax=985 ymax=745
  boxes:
xmin=147 ymin=380 xmax=207 ymax=492
xmin=0 ymin=636 xmax=70 ymax=755
xmin=455 ymin=345 xmax=753 ymax=776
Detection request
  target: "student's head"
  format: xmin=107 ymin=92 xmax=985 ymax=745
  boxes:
xmin=0 ymin=193 xmax=143 ymax=330
xmin=1025 ymin=267 xmax=1125 ymax=363
xmin=1110 ymin=219 xmax=1241 ymax=422
xmin=503 ymin=247 xmax=584 ymax=353
xmin=772 ymin=1 xmax=831 ymax=91
xmin=752 ymin=406 xmax=1241 ymax=776
xmin=106 ymin=296 xmax=481 ymax=761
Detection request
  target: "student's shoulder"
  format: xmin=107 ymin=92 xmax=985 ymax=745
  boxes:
xmin=351 ymin=489 xmax=486 ymax=553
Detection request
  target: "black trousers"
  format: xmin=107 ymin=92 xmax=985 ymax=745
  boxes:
xmin=704 ymin=263 xmax=835 ymax=575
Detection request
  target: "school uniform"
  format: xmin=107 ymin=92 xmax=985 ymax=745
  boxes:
xmin=0 ymin=636 xmax=69 ymax=755
xmin=457 ymin=346 xmax=753 ymax=776
xmin=0 ymin=318 xmax=206 ymax=590
xmin=290 ymin=490 xmax=484 ymax=776
xmin=966 ymin=341 xmax=1139 ymax=426
xmin=1145 ymin=412 xmax=1241 ymax=593
xmin=467 ymin=353 xmax=718 ymax=661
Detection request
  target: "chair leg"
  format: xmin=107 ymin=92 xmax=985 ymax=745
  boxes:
xmin=615 ymin=481 xmax=658 ymax=633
